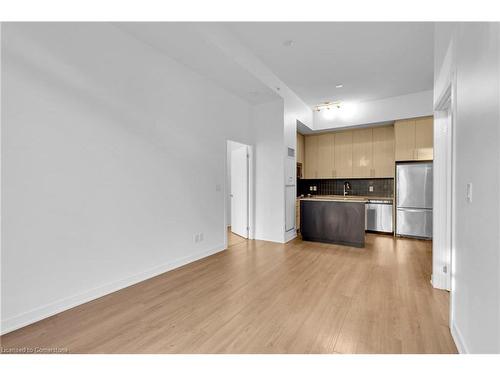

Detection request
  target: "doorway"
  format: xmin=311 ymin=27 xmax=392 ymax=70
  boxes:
xmin=434 ymin=86 xmax=454 ymax=293
xmin=226 ymin=140 xmax=252 ymax=245
xmin=434 ymin=82 xmax=456 ymax=338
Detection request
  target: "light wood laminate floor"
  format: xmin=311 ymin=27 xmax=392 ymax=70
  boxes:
xmin=0 ymin=233 xmax=457 ymax=354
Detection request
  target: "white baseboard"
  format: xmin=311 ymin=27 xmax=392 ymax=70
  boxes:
xmin=451 ymin=321 xmax=468 ymax=354
xmin=0 ymin=244 xmax=226 ymax=335
xmin=284 ymin=230 xmax=297 ymax=243
xmin=431 ymin=273 xmax=448 ymax=290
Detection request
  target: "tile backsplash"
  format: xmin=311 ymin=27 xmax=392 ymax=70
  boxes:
xmin=298 ymin=178 xmax=394 ymax=197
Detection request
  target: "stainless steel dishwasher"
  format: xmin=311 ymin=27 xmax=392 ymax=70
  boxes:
xmin=365 ymin=199 xmax=393 ymax=233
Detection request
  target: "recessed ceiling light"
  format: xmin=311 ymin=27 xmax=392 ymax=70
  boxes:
xmin=283 ymin=40 xmax=294 ymax=47
xmin=336 ymin=84 xmax=344 ymax=88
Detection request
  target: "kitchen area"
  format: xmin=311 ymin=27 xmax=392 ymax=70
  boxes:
xmin=296 ymin=116 xmax=433 ymax=248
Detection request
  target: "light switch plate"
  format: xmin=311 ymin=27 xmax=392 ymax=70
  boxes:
xmin=466 ymin=183 xmax=472 ymax=203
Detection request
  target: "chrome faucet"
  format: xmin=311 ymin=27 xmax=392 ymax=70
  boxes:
xmin=343 ymin=181 xmax=352 ymax=196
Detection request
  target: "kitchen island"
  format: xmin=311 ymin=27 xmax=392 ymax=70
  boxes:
xmin=300 ymin=196 xmax=367 ymax=248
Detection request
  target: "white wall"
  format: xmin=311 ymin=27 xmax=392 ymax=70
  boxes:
xmin=251 ymin=99 xmax=286 ymax=242
xmin=196 ymin=23 xmax=313 ymax=243
xmin=314 ymin=90 xmax=433 ymax=131
xmin=434 ymin=22 xmax=500 ymax=353
xmin=283 ymin=94 xmax=312 ymax=241
xmin=0 ymin=23 xmax=282 ymax=334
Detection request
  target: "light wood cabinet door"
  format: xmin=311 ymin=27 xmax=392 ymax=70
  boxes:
xmin=372 ymin=126 xmax=395 ymax=177
xmin=304 ymin=135 xmax=319 ymax=179
xmin=352 ymin=128 xmax=373 ymax=178
xmin=317 ymin=133 xmax=335 ymax=178
xmin=296 ymin=132 xmax=305 ymax=165
xmin=395 ymin=119 xmax=416 ymax=161
xmin=415 ymin=117 xmax=434 ymax=160
xmin=334 ymin=131 xmax=353 ymax=178
xmin=296 ymin=200 xmax=300 ymax=231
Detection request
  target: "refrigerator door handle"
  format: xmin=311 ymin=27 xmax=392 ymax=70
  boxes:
xmin=397 ymin=207 xmax=432 ymax=212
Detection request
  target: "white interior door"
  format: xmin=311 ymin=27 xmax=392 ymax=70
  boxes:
xmin=230 ymin=146 xmax=248 ymax=238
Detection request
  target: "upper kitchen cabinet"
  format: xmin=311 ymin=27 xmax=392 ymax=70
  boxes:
xmin=334 ymin=131 xmax=353 ymax=178
xmin=395 ymin=116 xmax=433 ymax=161
xmin=372 ymin=126 xmax=395 ymax=177
xmin=302 ymin=124 xmax=395 ymax=179
xmin=352 ymin=128 xmax=373 ymax=178
xmin=415 ymin=117 xmax=434 ymax=160
xmin=296 ymin=132 xmax=305 ymax=165
xmin=317 ymin=133 xmax=335 ymax=178
xmin=304 ymin=135 xmax=319 ymax=179
xmin=395 ymin=119 xmax=416 ymax=160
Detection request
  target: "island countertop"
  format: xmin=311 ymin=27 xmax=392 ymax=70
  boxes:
xmin=299 ymin=196 xmax=368 ymax=203
xmin=300 ymin=199 xmax=366 ymax=247
xmin=298 ymin=195 xmax=393 ymax=202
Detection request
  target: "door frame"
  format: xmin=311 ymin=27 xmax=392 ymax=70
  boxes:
xmin=434 ymin=73 xmax=457 ymax=329
xmin=224 ymin=140 xmax=254 ymax=249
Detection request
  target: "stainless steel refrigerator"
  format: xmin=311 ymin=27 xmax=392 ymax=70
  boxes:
xmin=396 ymin=162 xmax=433 ymax=239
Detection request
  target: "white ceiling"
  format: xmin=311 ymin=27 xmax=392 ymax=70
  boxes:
xmin=226 ymin=22 xmax=435 ymax=106
xmin=114 ymin=23 xmax=278 ymax=105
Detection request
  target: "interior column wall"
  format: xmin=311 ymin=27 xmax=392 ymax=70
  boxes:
xmin=434 ymin=22 xmax=500 ymax=354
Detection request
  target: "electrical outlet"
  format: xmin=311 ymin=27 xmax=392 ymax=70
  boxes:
xmin=369 ymin=186 xmax=374 ymax=192
xmin=194 ymin=232 xmax=204 ymax=243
